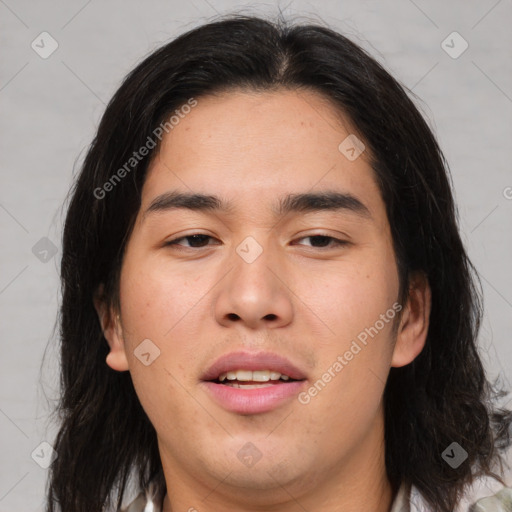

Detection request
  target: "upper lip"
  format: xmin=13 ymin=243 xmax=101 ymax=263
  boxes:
xmin=201 ymin=351 xmax=308 ymax=381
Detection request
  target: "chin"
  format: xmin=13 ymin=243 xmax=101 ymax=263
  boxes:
xmin=207 ymin=448 xmax=309 ymax=489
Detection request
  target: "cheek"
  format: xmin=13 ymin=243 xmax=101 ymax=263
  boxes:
xmin=119 ymin=251 xmax=205 ymax=340
xmin=304 ymin=254 xmax=399 ymax=342
xmin=296 ymin=244 xmax=399 ymax=408
xmin=117 ymin=257 xmax=203 ymax=424
xmin=116 ymin=258 xmax=204 ymax=406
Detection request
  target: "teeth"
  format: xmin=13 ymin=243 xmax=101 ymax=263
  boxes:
xmin=252 ymin=370 xmax=270 ymax=382
xmin=223 ymin=382 xmax=275 ymax=388
xmin=236 ymin=370 xmax=253 ymax=381
xmin=217 ymin=370 xmax=291 ymax=382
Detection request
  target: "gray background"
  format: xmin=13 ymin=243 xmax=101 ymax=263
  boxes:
xmin=1 ymin=0 xmax=511 ymax=510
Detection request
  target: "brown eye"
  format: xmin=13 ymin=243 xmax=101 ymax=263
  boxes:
xmin=165 ymin=234 xmax=217 ymax=249
xmin=294 ymin=235 xmax=348 ymax=249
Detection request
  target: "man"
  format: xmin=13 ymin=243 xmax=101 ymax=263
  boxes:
xmin=47 ymin=15 xmax=512 ymax=512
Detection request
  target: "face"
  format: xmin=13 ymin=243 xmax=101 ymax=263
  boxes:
xmin=96 ymin=89 xmax=430 ymax=506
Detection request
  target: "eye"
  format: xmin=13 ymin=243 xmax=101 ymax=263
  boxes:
xmin=165 ymin=234 xmax=218 ymax=250
xmin=293 ymin=234 xmax=349 ymax=249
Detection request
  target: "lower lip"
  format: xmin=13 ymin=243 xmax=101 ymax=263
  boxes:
xmin=201 ymin=380 xmax=306 ymax=414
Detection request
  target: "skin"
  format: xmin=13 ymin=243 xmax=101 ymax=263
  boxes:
xmin=95 ymin=89 xmax=431 ymax=512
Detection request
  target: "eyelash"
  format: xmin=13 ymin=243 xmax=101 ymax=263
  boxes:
xmin=164 ymin=233 xmax=349 ymax=251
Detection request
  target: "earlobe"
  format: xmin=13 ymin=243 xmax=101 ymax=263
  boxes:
xmin=93 ymin=285 xmax=130 ymax=372
xmin=391 ymin=272 xmax=431 ymax=368
xmin=105 ymin=345 xmax=130 ymax=372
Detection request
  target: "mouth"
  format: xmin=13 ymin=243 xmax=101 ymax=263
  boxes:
xmin=200 ymin=352 xmax=308 ymax=414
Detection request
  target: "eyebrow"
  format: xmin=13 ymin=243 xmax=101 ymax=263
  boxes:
xmin=142 ymin=190 xmax=372 ymax=222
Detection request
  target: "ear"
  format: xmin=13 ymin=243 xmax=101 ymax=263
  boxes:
xmin=391 ymin=272 xmax=431 ymax=368
xmin=93 ymin=284 xmax=129 ymax=372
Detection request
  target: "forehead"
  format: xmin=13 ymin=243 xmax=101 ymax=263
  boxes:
xmin=141 ymin=88 xmax=384 ymax=223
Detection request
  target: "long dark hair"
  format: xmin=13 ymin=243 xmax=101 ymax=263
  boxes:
xmin=45 ymin=13 xmax=512 ymax=512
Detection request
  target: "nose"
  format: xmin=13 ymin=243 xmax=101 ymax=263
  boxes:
xmin=213 ymin=239 xmax=294 ymax=330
